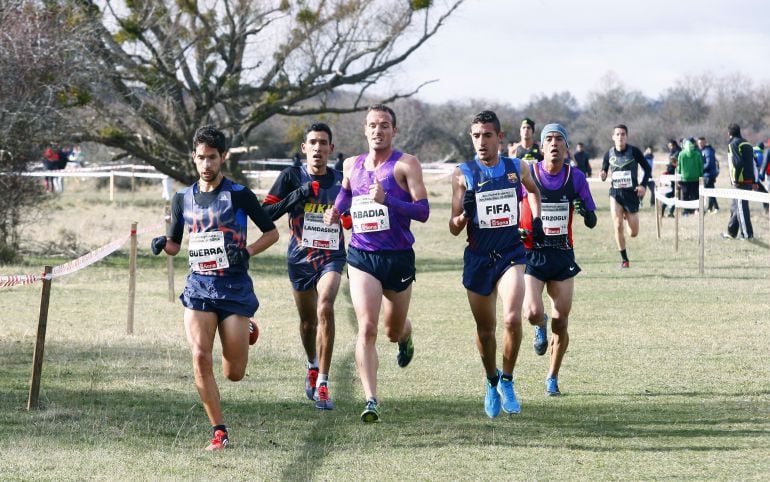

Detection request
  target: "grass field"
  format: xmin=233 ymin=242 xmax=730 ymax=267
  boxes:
xmin=1 ymin=176 xmax=769 ymax=480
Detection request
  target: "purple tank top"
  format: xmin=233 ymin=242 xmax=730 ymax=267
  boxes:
xmin=349 ymin=150 xmax=415 ymax=251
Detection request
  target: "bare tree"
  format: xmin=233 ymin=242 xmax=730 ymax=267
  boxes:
xmin=72 ymin=0 xmax=464 ymax=183
xmin=0 ymin=1 xmax=90 ymax=261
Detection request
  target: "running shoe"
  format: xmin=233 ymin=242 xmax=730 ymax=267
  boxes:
xmin=205 ymin=429 xmax=229 ymax=451
xmin=533 ymin=314 xmax=548 ymax=356
xmin=314 ymin=382 xmax=334 ymax=410
xmin=360 ymin=399 xmax=380 ymax=423
xmin=396 ymin=335 xmax=414 ymax=368
xmin=620 ymin=260 xmax=630 ymax=269
xmin=545 ymin=377 xmax=561 ymax=396
xmin=305 ymin=367 xmax=319 ymax=400
xmin=497 ymin=376 xmax=521 ymax=414
xmin=484 ymin=370 xmax=502 ymax=418
xmin=248 ymin=319 xmax=259 ymax=345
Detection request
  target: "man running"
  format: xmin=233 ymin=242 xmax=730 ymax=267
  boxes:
xmin=324 ymin=104 xmax=429 ymax=423
xmin=262 ymin=123 xmax=346 ymax=410
xmin=150 ymin=125 xmax=279 ymax=451
xmin=600 ymin=124 xmax=651 ymax=268
xmin=449 ymin=110 xmax=543 ymax=418
xmin=520 ymin=124 xmax=597 ymax=396
xmin=509 ymin=118 xmax=544 ymax=163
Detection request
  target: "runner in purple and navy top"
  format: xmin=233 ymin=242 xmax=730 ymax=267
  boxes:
xmin=323 ymin=104 xmax=429 ymax=423
xmin=519 ymin=123 xmax=597 ymax=398
xmin=262 ymin=122 xmax=345 ymax=411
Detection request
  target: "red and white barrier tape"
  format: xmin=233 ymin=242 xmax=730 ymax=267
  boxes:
xmin=0 ymin=220 xmax=165 ymax=289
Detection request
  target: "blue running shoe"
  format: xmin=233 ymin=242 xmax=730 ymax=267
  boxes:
xmin=484 ymin=370 xmax=502 ymax=418
xmin=497 ymin=376 xmax=521 ymax=414
xmin=397 ymin=335 xmax=414 ymax=368
xmin=533 ymin=314 xmax=548 ymax=356
xmin=546 ymin=377 xmax=561 ymax=396
xmin=360 ymin=398 xmax=380 ymax=423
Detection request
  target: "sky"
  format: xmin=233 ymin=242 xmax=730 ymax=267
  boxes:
xmin=387 ymin=0 xmax=769 ymax=107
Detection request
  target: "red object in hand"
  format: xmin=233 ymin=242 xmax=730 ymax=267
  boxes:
xmin=311 ymin=180 xmax=320 ymax=197
xmin=340 ymin=213 xmax=352 ymax=230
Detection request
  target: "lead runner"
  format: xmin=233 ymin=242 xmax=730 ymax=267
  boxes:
xmin=151 ymin=125 xmax=279 ymax=451
xmin=324 ymin=104 xmax=430 ymax=423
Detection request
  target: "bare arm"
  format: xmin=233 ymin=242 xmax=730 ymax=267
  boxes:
xmin=246 ymin=228 xmax=279 ymax=257
xmin=449 ymin=166 xmax=468 ymax=236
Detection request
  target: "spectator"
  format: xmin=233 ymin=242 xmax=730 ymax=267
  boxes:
xmin=723 ymin=123 xmax=755 ymax=239
xmin=334 ymin=152 xmax=344 ymax=171
xmin=676 ymin=138 xmax=704 ymax=216
xmin=571 ymin=142 xmax=591 ymax=177
xmin=643 ymin=146 xmax=656 ymax=207
xmin=697 ymin=136 xmax=720 ymax=213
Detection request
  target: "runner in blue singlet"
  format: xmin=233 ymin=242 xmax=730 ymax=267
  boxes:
xmin=449 ymin=110 xmax=543 ymax=418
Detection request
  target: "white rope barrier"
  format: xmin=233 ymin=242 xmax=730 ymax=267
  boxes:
xmin=0 ymin=220 xmax=164 ymax=289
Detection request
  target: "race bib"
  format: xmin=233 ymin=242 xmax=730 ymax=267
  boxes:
xmin=188 ymin=231 xmax=229 ymax=272
xmin=302 ymin=212 xmax=340 ymax=250
xmin=541 ymin=202 xmax=569 ymax=236
xmin=351 ymin=196 xmax=390 ymax=233
xmin=476 ymin=188 xmax=518 ymax=229
xmin=611 ymin=170 xmax=633 ymax=189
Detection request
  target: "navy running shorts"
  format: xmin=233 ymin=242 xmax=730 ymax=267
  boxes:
xmin=525 ymin=247 xmax=581 ymax=282
xmin=180 ymin=272 xmax=259 ymax=321
xmin=463 ymin=244 xmax=527 ymax=296
xmin=609 ymin=188 xmax=640 ymax=213
xmin=288 ymin=258 xmax=346 ymax=292
xmin=347 ymin=246 xmax=415 ymax=293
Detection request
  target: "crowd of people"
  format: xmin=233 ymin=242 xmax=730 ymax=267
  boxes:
xmin=149 ymin=108 xmax=767 ymax=451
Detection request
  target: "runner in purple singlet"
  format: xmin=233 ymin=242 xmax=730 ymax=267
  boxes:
xmin=324 ymin=104 xmax=430 ymax=423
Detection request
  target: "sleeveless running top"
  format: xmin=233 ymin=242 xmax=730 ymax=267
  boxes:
xmin=348 ymin=150 xmax=415 ymax=251
xmin=459 ymin=156 xmax=524 ymax=255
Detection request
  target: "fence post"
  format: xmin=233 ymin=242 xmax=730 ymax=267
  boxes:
xmin=127 ymin=222 xmax=137 ymax=335
xmin=655 ymin=195 xmax=661 ymax=239
xmin=28 ymin=266 xmax=52 ymax=410
xmin=131 ymin=165 xmax=136 ymax=193
xmin=698 ymin=192 xmax=705 ymax=275
xmin=110 ymin=172 xmax=115 ymax=202
xmin=165 ymin=205 xmax=174 ymax=302
xmin=674 ymin=181 xmax=679 ymax=252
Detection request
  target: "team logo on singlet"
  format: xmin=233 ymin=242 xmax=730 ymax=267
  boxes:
xmin=507 ymin=172 xmax=519 ymax=183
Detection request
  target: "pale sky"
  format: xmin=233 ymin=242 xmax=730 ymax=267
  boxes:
xmin=388 ymin=0 xmax=769 ymax=106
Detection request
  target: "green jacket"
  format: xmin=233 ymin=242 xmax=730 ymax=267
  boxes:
xmin=677 ymin=140 xmax=704 ymax=182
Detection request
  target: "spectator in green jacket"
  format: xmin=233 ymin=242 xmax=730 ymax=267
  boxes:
xmin=677 ymin=138 xmax=704 ymax=216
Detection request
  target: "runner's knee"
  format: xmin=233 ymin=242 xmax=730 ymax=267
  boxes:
xmin=551 ymin=316 xmax=568 ymax=335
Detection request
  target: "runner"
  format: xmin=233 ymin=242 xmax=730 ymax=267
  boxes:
xmin=262 ymin=123 xmax=346 ymax=410
xmin=323 ymin=104 xmax=429 ymax=423
xmin=510 ymin=118 xmax=544 ymax=163
xmin=600 ymin=124 xmax=651 ymax=268
xmin=520 ymin=123 xmax=597 ymax=396
xmin=150 ymin=125 xmax=279 ymax=451
xmin=449 ymin=110 xmax=543 ymax=417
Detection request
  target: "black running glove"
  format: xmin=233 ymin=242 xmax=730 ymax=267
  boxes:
xmin=226 ymin=245 xmax=250 ymax=265
xmin=531 ymin=217 xmax=546 ymax=244
xmin=462 ymin=189 xmax=477 ymax=219
xmin=150 ymin=236 xmax=167 ymax=255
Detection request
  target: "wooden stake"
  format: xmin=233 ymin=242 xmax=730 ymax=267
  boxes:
xmin=127 ymin=222 xmax=137 ymax=335
xmin=28 ymin=266 xmax=52 ymax=410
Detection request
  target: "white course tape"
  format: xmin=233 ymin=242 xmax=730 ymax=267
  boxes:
xmin=0 ymin=220 xmax=166 ymax=288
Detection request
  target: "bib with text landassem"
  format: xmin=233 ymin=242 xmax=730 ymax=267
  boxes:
xmin=302 ymin=212 xmax=341 ymax=250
